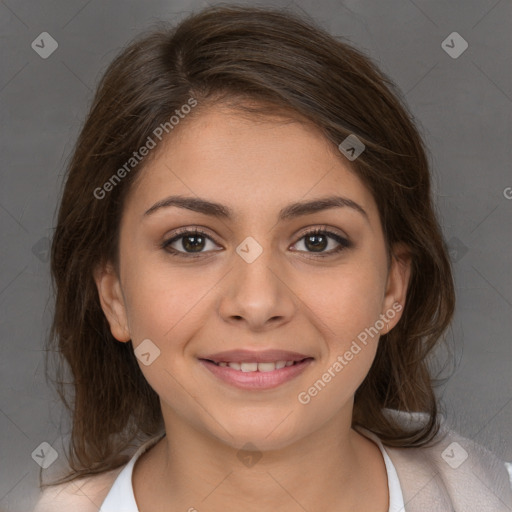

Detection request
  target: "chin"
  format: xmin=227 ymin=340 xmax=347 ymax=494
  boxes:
xmin=207 ymin=413 xmax=309 ymax=452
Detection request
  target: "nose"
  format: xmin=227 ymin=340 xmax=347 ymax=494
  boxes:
xmin=218 ymin=242 xmax=296 ymax=331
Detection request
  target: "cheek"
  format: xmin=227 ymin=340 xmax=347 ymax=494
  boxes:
xmin=295 ymin=267 xmax=385 ymax=417
xmin=120 ymin=263 xmax=208 ymax=412
xmin=121 ymin=253 xmax=212 ymax=344
xmin=294 ymin=260 xmax=386 ymax=411
xmin=303 ymin=260 xmax=386 ymax=346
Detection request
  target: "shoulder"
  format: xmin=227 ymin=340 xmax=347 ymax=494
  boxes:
xmin=381 ymin=409 xmax=512 ymax=511
xmin=31 ymin=434 xmax=165 ymax=512
xmin=32 ymin=467 xmax=123 ymax=512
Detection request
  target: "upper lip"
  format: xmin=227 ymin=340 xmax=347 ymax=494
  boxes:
xmin=199 ymin=349 xmax=312 ymax=363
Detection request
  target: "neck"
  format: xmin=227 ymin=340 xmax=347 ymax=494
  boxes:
xmin=133 ymin=406 xmax=389 ymax=512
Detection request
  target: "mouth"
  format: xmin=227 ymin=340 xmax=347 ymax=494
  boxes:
xmin=198 ymin=352 xmax=314 ymax=390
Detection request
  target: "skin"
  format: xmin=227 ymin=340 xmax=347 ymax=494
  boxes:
xmin=95 ymin=104 xmax=411 ymax=512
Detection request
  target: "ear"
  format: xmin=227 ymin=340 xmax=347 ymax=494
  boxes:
xmin=381 ymin=242 xmax=412 ymax=333
xmin=93 ymin=262 xmax=131 ymax=342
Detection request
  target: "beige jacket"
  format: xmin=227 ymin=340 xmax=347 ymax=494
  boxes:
xmin=33 ymin=410 xmax=512 ymax=511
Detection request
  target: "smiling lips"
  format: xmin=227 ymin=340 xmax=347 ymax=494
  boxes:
xmin=198 ymin=349 xmax=314 ymax=389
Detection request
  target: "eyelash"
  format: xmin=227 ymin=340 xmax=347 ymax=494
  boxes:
xmin=161 ymin=227 xmax=352 ymax=259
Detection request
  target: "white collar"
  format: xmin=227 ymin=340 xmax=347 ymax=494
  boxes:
xmin=99 ymin=433 xmax=164 ymax=512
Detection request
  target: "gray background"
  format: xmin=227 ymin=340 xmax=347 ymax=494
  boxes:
xmin=1 ymin=0 xmax=511 ymax=510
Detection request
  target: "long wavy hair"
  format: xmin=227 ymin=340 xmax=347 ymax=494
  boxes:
xmin=42 ymin=4 xmax=455 ymax=487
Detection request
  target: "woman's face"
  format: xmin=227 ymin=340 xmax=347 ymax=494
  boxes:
xmin=96 ymin=104 xmax=410 ymax=451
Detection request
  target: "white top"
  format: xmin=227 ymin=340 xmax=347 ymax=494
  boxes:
xmin=99 ymin=432 xmax=406 ymax=512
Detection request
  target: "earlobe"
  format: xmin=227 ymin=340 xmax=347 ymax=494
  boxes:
xmin=93 ymin=263 xmax=131 ymax=342
xmin=382 ymin=243 xmax=412 ymax=332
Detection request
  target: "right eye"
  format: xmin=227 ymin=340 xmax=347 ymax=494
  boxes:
xmin=161 ymin=228 xmax=222 ymax=258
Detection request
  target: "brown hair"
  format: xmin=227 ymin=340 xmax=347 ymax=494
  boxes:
xmin=43 ymin=4 xmax=455 ymax=487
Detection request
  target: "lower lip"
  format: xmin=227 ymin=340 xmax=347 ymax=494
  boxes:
xmin=199 ymin=359 xmax=314 ymax=390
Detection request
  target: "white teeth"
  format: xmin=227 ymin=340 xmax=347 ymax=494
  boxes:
xmin=257 ymin=362 xmax=276 ymax=372
xmin=240 ymin=362 xmax=258 ymax=372
xmin=216 ymin=360 xmax=298 ymax=372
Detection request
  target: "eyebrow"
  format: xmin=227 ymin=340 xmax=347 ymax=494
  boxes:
xmin=143 ymin=194 xmax=368 ymax=222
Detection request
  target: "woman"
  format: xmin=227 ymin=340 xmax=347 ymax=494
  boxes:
xmin=33 ymin=5 xmax=512 ymax=511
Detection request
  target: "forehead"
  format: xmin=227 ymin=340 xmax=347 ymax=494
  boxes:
xmin=124 ymin=105 xmax=378 ymax=223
